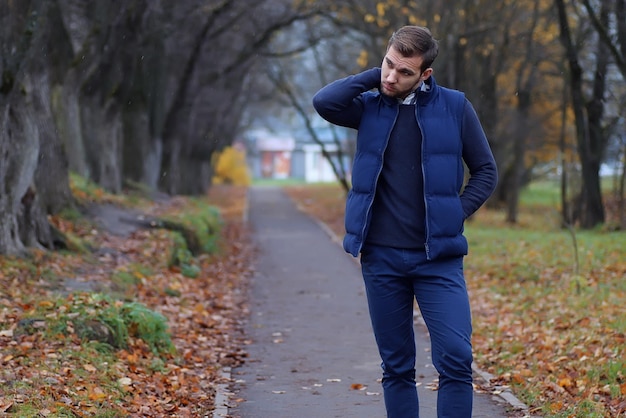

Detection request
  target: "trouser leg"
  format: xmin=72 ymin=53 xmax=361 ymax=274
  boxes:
xmin=361 ymin=246 xmax=419 ymax=418
xmin=411 ymin=255 xmax=473 ymax=418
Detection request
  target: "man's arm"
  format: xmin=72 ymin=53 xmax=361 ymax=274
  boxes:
xmin=312 ymin=68 xmax=381 ymax=129
xmin=460 ymin=99 xmax=498 ymax=217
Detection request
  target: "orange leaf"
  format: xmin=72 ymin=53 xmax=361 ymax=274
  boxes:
xmin=38 ymin=300 xmax=55 ymax=309
xmin=550 ymin=401 xmax=563 ymax=412
xmin=511 ymin=373 xmax=525 ymax=384
xmin=88 ymin=387 xmax=106 ymax=401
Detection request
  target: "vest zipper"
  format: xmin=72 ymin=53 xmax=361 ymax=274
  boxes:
xmin=415 ymin=105 xmax=431 ymax=260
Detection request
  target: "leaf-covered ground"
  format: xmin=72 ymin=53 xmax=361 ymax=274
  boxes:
xmin=1 ymin=182 xmax=624 ymax=417
xmin=0 ymin=185 xmax=254 ymax=417
xmin=284 ymin=184 xmax=626 ymax=418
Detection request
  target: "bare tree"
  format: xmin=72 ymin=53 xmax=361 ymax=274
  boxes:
xmin=158 ymin=0 xmax=320 ymax=194
xmin=0 ymin=0 xmax=324 ymax=255
xmin=555 ymin=0 xmax=611 ymax=227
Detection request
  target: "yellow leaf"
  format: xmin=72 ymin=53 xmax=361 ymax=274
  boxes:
xmin=376 ymin=3 xmax=385 ymax=17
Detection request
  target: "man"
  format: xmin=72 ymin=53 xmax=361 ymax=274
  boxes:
xmin=312 ymin=26 xmax=498 ymax=417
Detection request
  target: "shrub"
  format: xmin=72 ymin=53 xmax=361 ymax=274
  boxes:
xmin=212 ymin=146 xmax=251 ymax=186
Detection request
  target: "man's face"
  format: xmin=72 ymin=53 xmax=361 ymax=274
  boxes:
xmin=380 ymin=46 xmax=432 ymax=99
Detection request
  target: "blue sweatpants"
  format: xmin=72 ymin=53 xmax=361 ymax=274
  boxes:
xmin=360 ymin=245 xmax=473 ymax=418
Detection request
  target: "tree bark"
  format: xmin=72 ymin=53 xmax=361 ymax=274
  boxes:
xmin=0 ymin=0 xmax=74 ymax=255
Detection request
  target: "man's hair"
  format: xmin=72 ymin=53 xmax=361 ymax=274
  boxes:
xmin=387 ymin=26 xmax=439 ymax=71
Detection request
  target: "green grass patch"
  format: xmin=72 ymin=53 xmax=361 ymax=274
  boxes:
xmin=252 ymin=178 xmax=308 ymax=186
xmin=519 ymin=179 xmax=562 ymax=207
xmin=164 ymin=197 xmax=223 ymax=277
xmin=19 ymin=293 xmax=175 ymax=356
xmin=110 ymin=263 xmax=154 ymax=299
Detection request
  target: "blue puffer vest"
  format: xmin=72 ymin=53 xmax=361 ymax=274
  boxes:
xmin=312 ymin=68 xmax=496 ymax=261
xmin=345 ymin=79 xmax=467 ymax=260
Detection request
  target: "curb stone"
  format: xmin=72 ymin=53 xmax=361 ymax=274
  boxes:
xmin=212 ymin=367 xmax=232 ymax=418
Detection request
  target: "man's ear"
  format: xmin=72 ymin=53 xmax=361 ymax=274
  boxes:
xmin=422 ymin=68 xmax=433 ymax=81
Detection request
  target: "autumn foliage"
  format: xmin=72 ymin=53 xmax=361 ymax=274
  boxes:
xmin=212 ymin=146 xmax=251 ymax=186
xmin=0 ymin=184 xmax=253 ymax=416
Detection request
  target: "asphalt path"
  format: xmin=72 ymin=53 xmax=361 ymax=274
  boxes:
xmin=226 ymin=186 xmax=523 ymax=418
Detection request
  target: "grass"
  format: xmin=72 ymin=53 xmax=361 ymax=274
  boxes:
xmin=464 ymin=210 xmax=625 ymax=407
xmin=283 ymin=181 xmax=626 ymax=417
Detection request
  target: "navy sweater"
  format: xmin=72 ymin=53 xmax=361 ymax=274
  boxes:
xmin=366 ymin=104 xmax=425 ymax=249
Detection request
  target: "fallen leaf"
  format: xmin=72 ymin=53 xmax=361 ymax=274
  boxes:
xmin=0 ymin=401 xmax=14 ymax=413
xmin=88 ymin=387 xmax=106 ymax=401
xmin=83 ymin=364 xmax=97 ymax=373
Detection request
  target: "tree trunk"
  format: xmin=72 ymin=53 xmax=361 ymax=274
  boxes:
xmin=577 ymin=4 xmax=611 ymax=227
xmin=555 ymin=0 xmax=606 ymax=228
xmin=33 ymin=76 xmax=74 ymax=216
xmin=81 ymin=99 xmax=124 ymax=193
xmin=122 ymin=101 xmax=165 ymax=191
xmin=559 ymin=81 xmax=573 ymax=225
xmin=121 ymin=10 xmax=168 ymax=191
xmin=474 ymin=51 xmax=500 ymax=209
xmin=51 ymin=71 xmax=89 ymax=178
xmin=0 ymin=86 xmax=43 ymax=255
xmin=617 ymin=144 xmax=626 ymax=230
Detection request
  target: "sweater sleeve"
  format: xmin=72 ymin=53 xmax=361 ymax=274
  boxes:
xmin=460 ymin=99 xmax=498 ymax=217
xmin=312 ymin=68 xmax=381 ymax=129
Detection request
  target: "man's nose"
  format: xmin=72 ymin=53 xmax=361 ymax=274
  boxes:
xmin=385 ymin=70 xmax=397 ymax=83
